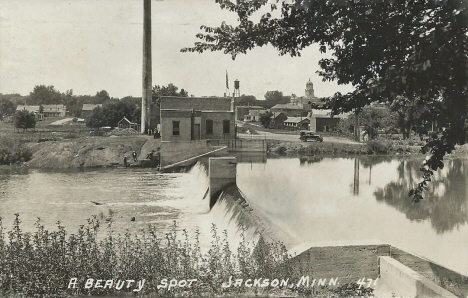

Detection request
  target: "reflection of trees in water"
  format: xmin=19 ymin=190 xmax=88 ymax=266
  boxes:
xmin=350 ymin=157 xmax=397 ymax=195
xmin=299 ymin=156 xmax=323 ymax=165
xmin=374 ymin=159 xmax=467 ymax=234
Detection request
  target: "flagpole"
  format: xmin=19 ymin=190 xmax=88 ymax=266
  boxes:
xmin=225 ymin=70 xmax=229 ymax=98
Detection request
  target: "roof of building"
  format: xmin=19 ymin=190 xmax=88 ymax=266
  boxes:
xmin=271 ymin=103 xmax=304 ymax=110
xmin=306 ymin=78 xmax=314 ymax=88
xmin=82 ymin=104 xmax=102 ymax=111
xmin=16 ymin=105 xmax=40 ymax=112
xmin=118 ymin=116 xmax=137 ymax=125
xmin=42 ymin=104 xmax=66 ymax=108
xmin=284 ymin=117 xmax=310 ymax=124
xmin=236 ymin=105 xmax=264 ymax=109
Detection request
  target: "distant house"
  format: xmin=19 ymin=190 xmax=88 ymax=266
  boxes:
xmin=235 ymin=106 xmax=265 ymax=121
xmin=270 ymin=112 xmax=287 ymax=129
xmin=243 ymin=109 xmax=267 ymax=122
xmin=270 ymin=103 xmax=307 ymax=117
xmin=118 ymin=116 xmax=140 ymax=131
xmin=16 ymin=105 xmax=44 ymax=120
xmin=284 ymin=117 xmax=310 ymax=130
xmin=309 ymin=109 xmax=347 ymax=132
xmin=160 ymin=96 xmax=235 ymax=142
xmin=41 ymin=104 xmax=66 ymax=117
xmin=82 ymin=104 xmax=102 ymax=122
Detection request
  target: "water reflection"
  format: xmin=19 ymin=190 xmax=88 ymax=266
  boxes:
xmin=374 ymin=159 xmax=468 ymax=234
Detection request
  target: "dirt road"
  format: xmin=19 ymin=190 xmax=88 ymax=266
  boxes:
xmin=238 ymin=131 xmax=361 ymax=145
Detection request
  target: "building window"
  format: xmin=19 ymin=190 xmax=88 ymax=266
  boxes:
xmin=172 ymin=121 xmax=180 ymax=136
xmin=206 ymin=119 xmax=213 ymax=134
xmin=223 ymin=120 xmax=230 ymax=134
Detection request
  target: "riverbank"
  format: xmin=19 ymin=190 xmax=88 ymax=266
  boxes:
xmin=24 ymin=135 xmax=158 ymax=169
xmin=266 ymin=139 xmax=421 ymax=156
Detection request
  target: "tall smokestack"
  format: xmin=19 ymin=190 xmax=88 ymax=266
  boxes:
xmin=141 ymin=0 xmax=152 ymax=134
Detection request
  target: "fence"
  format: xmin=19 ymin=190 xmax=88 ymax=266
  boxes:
xmin=6 ymin=127 xmax=94 ymax=142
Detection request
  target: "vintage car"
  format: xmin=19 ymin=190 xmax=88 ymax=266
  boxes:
xmin=299 ymin=130 xmax=323 ymax=142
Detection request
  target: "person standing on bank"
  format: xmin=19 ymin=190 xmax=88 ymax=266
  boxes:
xmin=132 ymin=151 xmax=138 ymax=162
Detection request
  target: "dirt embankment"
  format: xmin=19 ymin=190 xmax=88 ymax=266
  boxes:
xmin=26 ymin=136 xmax=156 ymax=169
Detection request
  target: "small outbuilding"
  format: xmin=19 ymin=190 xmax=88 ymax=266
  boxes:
xmin=118 ymin=117 xmax=140 ymax=130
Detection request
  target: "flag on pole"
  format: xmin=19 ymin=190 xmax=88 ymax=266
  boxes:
xmin=226 ymin=70 xmax=229 ymax=90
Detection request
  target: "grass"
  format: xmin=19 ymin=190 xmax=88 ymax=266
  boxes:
xmin=0 ymin=215 xmax=374 ymax=298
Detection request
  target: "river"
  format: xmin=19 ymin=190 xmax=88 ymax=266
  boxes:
xmin=0 ymin=155 xmax=467 ymax=276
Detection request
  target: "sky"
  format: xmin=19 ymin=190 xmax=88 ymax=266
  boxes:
xmin=0 ymin=0 xmax=353 ymax=100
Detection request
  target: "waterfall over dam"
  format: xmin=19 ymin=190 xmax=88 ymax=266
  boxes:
xmin=186 ymin=157 xmax=292 ymax=249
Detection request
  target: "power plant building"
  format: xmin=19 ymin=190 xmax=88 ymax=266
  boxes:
xmin=160 ymin=96 xmax=235 ymax=142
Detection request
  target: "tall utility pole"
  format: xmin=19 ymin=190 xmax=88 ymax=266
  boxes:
xmin=141 ymin=0 xmax=152 ymax=134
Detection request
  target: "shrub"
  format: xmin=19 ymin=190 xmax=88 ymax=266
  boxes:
xmin=366 ymin=140 xmax=393 ymax=154
xmin=0 ymin=136 xmax=33 ymax=164
xmin=0 ymin=215 xmax=373 ymax=298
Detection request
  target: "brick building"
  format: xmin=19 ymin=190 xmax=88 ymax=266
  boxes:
xmin=160 ymin=96 xmax=235 ymax=142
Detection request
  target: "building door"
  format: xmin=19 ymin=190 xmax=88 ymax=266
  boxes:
xmin=194 ymin=124 xmax=200 ymax=140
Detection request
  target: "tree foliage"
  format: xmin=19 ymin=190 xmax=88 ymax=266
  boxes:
xmin=182 ymin=0 xmax=468 ymax=202
xmin=263 ymin=91 xmax=291 ymax=108
xmin=86 ymin=101 xmax=139 ymax=128
xmin=0 ymin=98 xmax=16 ymax=120
xmin=152 ymin=83 xmax=189 ymax=104
xmin=260 ymin=111 xmax=273 ymax=128
xmin=14 ymin=110 xmax=36 ymax=131
xmin=28 ymin=85 xmax=62 ymax=105
xmin=235 ymin=94 xmax=259 ymax=106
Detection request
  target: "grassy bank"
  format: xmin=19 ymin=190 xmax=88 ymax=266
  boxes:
xmin=0 ymin=215 xmax=373 ymax=298
xmin=24 ymin=135 xmax=151 ymax=169
xmin=267 ymin=139 xmax=421 ymax=156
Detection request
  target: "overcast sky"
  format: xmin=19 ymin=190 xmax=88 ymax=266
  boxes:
xmin=0 ymin=0 xmax=353 ymax=100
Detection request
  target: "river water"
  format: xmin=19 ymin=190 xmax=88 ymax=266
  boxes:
xmin=0 ymin=156 xmax=467 ymax=275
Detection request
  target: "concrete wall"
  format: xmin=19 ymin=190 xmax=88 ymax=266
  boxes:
xmin=207 ymin=139 xmax=266 ymax=152
xmin=209 ymin=157 xmax=236 ymax=209
xmin=200 ymin=111 xmax=235 ymax=140
xmin=161 ymin=96 xmax=231 ymax=111
xmin=390 ymin=247 xmax=468 ymax=297
xmin=289 ymin=244 xmax=390 ymax=283
xmin=160 ymin=140 xmax=219 ymax=166
xmin=160 ymin=110 xmax=192 ymax=142
xmin=379 ymin=256 xmax=457 ymax=298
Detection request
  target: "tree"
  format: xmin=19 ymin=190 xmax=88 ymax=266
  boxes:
xmin=263 ymin=91 xmax=290 ymax=108
xmin=182 ymin=0 xmax=468 ymax=202
xmin=14 ymin=110 xmax=36 ymax=131
xmin=86 ymin=101 xmax=139 ymax=128
xmin=29 ymin=85 xmax=62 ymax=105
xmin=86 ymin=106 xmax=106 ymax=128
xmin=260 ymin=111 xmax=273 ymax=128
xmin=0 ymin=98 xmax=16 ymax=120
xmin=151 ymin=83 xmax=190 ymax=108
xmin=235 ymin=94 xmax=259 ymax=106
xmin=95 ymin=90 xmax=111 ymax=103
xmin=389 ymin=96 xmax=431 ymax=139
